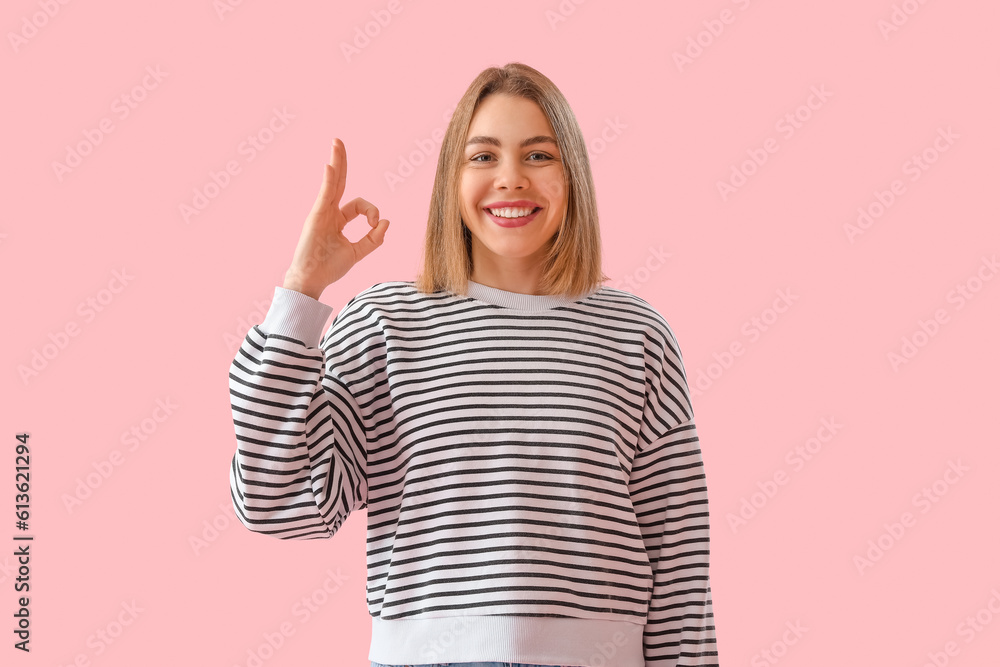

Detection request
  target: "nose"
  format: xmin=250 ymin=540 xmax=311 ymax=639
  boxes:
xmin=493 ymin=156 xmax=529 ymax=190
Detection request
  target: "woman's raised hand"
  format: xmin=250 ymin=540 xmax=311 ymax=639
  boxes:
xmin=282 ymin=138 xmax=390 ymax=300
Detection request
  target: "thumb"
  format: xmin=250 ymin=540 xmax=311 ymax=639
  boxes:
xmin=353 ymin=219 xmax=390 ymax=260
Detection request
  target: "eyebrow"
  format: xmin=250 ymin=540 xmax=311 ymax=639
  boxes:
xmin=465 ymin=135 xmax=558 ymax=149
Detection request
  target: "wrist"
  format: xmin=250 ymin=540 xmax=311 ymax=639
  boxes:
xmin=282 ymin=273 xmax=324 ymax=300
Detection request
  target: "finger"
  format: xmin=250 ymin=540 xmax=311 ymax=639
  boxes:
xmin=313 ymin=139 xmax=345 ymax=213
xmin=332 ymin=138 xmax=346 ymax=211
xmin=312 ymin=157 xmax=337 ymax=214
xmin=340 ymin=197 xmax=379 ymax=225
xmin=352 ymin=219 xmax=390 ymax=261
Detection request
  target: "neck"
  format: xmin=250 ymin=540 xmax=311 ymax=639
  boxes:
xmin=469 ymin=247 xmax=549 ymax=295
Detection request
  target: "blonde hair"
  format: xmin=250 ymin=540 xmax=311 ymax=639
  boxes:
xmin=415 ymin=62 xmax=608 ymax=299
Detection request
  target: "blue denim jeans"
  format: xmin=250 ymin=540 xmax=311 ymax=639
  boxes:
xmin=371 ymin=662 xmax=580 ymax=667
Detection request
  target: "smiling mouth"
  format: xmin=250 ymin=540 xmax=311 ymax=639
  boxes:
xmin=484 ymin=206 xmax=541 ymax=216
xmin=483 ymin=207 xmax=542 ymax=228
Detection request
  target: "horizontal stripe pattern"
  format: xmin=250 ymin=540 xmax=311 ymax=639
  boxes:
xmin=229 ymin=281 xmax=718 ymax=666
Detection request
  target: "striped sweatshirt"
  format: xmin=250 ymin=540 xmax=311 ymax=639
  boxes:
xmin=228 ymin=279 xmax=719 ymax=667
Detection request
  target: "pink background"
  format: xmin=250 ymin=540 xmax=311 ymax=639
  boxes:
xmin=3 ymin=1 xmax=999 ymax=665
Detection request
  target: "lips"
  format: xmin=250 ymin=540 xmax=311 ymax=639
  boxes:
xmin=484 ymin=200 xmax=540 ymax=209
xmin=483 ymin=206 xmax=542 ymax=228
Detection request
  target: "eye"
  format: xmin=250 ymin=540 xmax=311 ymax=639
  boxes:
xmin=469 ymin=152 xmax=554 ymax=163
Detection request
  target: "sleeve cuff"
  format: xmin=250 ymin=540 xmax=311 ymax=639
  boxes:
xmin=258 ymin=286 xmax=335 ymax=347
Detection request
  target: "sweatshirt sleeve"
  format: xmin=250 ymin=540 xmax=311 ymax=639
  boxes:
xmin=628 ymin=314 xmax=720 ymax=666
xmin=228 ymin=286 xmax=369 ymax=540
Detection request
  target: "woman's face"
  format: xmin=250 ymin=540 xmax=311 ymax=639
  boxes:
xmin=460 ymin=94 xmax=567 ymax=277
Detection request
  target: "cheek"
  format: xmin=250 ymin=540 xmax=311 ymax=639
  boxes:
xmin=460 ymin=178 xmax=483 ymax=215
xmin=458 ymin=188 xmax=474 ymax=220
xmin=539 ymin=178 xmax=567 ymax=208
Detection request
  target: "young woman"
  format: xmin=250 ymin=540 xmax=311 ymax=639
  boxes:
xmin=229 ymin=63 xmax=719 ymax=667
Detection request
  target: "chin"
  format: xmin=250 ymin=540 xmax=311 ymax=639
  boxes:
xmin=484 ymin=243 xmax=532 ymax=256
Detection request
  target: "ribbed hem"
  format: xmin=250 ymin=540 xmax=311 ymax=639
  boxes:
xmin=369 ymin=614 xmax=645 ymax=667
xmin=257 ymin=286 xmax=335 ymax=347
xmin=466 ymin=280 xmax=595 ymax=312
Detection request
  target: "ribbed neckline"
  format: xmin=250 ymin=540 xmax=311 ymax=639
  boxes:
xmin=464 ymin=279 xmax=596 ymax=312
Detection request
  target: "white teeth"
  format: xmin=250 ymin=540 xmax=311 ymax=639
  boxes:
xmin=487 ymin=207 xmax=536 ymax=218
